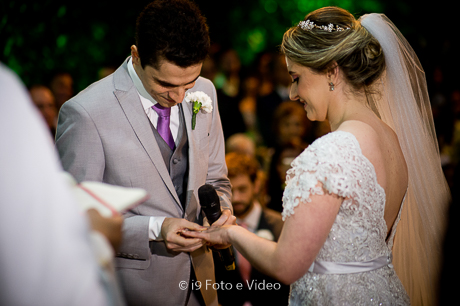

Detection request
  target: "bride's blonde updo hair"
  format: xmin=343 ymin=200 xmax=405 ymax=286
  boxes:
xmin=281 ymin=7 xmax=385 ymax=91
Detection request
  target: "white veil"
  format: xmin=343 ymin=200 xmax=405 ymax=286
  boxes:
xmin=360 ymin=14 xmax=451 ymax=305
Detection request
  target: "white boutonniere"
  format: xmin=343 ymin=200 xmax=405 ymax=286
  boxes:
xmin=185 ymin=91 xmax=213 ymax=130
xmin=256 ymin=229 xmax=274 ymax=241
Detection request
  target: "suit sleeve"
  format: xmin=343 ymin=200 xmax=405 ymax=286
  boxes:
xmin=55 ymin=100 xmax=105 ymax=183
xmin=204 ymin=82 xmax=232 ymax=212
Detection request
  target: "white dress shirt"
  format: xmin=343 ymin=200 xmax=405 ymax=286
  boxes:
xmin=127 ymin=58 xmax=180 ymax=141
xmin=236 ymin=201 xmax=262 ymax=233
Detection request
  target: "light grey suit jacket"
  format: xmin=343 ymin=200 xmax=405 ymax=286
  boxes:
xmin=56 ymin=57 xmax=232 ymax=306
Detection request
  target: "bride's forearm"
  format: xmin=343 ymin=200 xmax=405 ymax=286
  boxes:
xmin=227 ymin=225 xmax=287 ymax=283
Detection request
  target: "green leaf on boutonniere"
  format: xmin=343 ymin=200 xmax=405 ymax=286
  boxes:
xmin=192 ymin=101 xmax=202 ymax=130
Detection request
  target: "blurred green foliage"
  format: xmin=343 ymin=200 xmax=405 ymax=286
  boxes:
xmin=0 ymin=1 xmax=142 ymax=90
xmin=0 ymin=0 xmax=448 ymax=93
xmin=227 ymin=0 xmax=384 ymax=66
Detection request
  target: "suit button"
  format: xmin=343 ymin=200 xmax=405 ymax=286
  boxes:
xmin=173 ymin=158 xmax=179 ymax=164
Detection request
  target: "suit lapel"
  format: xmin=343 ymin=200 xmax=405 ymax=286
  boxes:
xmin=113 ymin=58 xmax=182 ymax=208
xmin=256 ymin=210 xmax=268 ymax=230
xmin=182 ymin=101 xmax=198 ymax=190
xmin=183 ymin=99 xmax=209 ymax=218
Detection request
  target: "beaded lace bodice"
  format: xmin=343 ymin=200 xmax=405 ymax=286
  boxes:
xmin=282 ymin=131 xmax=409 ymax=305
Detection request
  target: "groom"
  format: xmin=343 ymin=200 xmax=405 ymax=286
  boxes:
xmin=55 ymin=1 xmax=233 ymax=305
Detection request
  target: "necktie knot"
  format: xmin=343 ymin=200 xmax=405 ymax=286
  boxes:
xmin=152 ymin=103 xmax=171 ymax=117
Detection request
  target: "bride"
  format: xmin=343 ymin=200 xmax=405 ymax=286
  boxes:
xmin=184 ymin=7 xmax=450 ymax=305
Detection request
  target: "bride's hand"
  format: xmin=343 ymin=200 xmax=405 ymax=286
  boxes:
xmin=181 ymin=225 xmax=235 ymax=249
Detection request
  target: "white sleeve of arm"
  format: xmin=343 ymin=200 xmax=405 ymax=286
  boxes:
xmin=148 ymin=216 xmax=167 ymax=241
xmin=0 ymin=64 xmax=112 ymax=306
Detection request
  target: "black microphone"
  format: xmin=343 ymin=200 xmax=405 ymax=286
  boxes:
xmin=198 ymin=184 xmax=236 ymax=271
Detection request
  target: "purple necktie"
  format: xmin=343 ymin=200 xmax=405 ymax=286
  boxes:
xmin=152 ymin=104 xmax=175 ymax=151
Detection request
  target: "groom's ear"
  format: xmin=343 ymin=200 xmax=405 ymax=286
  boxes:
xmin=131 ymin=45 xmax=141 ymax=66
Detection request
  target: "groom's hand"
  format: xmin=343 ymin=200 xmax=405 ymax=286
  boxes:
xmin=161 ymin=218 xmax=206 ymax=253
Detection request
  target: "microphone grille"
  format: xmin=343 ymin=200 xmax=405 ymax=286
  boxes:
xmin=198 ymin=184 xmax=219 ymax=208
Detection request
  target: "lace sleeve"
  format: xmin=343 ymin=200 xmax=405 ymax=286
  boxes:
xmin=281 ymin=132 xmax=366 ymax=220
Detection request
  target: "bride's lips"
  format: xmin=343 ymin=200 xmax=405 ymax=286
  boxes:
xmin=300 ymin=100 xmax=308 ymax=111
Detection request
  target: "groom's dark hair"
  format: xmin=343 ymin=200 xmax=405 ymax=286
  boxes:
xmin=135 ymin=0 xmax=210 ymax=69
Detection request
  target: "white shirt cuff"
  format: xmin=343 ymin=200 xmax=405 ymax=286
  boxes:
xmin=149 ymin=216 xmax=166 ymax=241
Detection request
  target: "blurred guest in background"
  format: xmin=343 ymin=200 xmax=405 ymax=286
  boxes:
xmin=200 ymin=55 xmax=218 ymax=84
xmin=239 ymin=74 xmax=263 ymax=145
xmin=262 ymin=100 xmax=311 ymax=212
xmin=48 ymin=70 xmax=74 ymax=110
xmin=265 ymin=142 xmax=306 ymax=213
xmin=28 ymin=84 xmax=58 ymax=137
xmin=98 ymin=66 xmax=117 ymax=80
xmin=226 ymin=133 xmax=256 ymax=157
xmin=213 ymin=152 xmax=289 ymax=306
xmin=272 ymin=100 xmax=311 ymax=148
xmin=254 ymin=51 xmax=276 ymax=97
xmin=256 ymin=53 xmax=292 ymax=147
xmin=215 ymin=48 xmax=246 ymax=140
xmin=215 ymin=49 xmax=241 ymax=98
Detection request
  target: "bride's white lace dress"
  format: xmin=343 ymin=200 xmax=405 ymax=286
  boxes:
xmin=282 ymin=131 xmax=410 ymax=305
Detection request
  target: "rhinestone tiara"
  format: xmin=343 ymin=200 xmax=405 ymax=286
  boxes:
xmin=298 ymin=20 xmax=350 ymax=32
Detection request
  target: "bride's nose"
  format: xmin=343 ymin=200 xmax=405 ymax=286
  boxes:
xmin=289 ymin=83 xmax=299 ymax=101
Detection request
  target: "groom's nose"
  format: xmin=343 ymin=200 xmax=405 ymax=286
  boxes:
xmin=168 ymin=86 xmax=186 ymax=103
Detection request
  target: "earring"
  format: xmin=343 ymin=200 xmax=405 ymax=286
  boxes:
xmin=329 ymin=82 xmax=335 ymax=91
